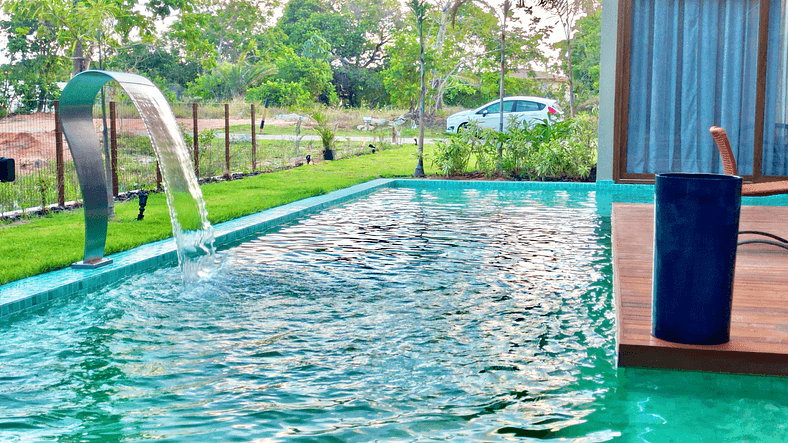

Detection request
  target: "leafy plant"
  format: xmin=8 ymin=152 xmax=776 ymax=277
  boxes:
xmin=432 ymin=137 xmax=471 ymax=176
xmin=247 ymin=80 xmax=311 ymax=108
xmin=432 ymin=113 xmax=598 ymax=180
xmin=311 ymin=107 xmax=337 ymax=152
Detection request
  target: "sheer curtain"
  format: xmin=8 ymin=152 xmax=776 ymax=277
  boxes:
xmin=763 ymin=0 xmax=788 ymax=176
xmin=626 ymin=0 xmax=761 ymax=175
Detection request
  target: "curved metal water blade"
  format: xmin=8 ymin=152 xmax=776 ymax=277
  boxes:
xmin=60 ymin=71 xmax=218 ymax=280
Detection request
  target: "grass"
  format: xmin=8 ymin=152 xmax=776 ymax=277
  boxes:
xmin=0 ymin=143 xmax=435 ymax=285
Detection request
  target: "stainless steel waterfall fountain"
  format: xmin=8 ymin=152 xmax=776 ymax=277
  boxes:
xmin=60 ymin=70 xmax=216 ymax=275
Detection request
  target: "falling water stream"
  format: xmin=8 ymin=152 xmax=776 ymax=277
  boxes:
xmin=120 ymin=78 xmax=220 ymax=283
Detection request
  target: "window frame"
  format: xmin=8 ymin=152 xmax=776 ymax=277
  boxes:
xmin=612 ymin=0 xmax=785 ymax=183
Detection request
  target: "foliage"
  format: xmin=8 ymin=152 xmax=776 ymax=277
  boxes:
xmin=167 ymin=0 xmax=277 ymax=68
xmin=3 ymin=0 xmax=160 ymax=70
xmin=540 ymin=0 xmax=602 ymax=116
xmin=0 ymin=8 xmax=69 ymax=112
xmin=383 ymin=0 xmax=549 ymax=119
xmin=187 ymin=60 xmax=277 ymax=101
xmin=554 ymin=9 xmax=602 ymax=110
xmin=311 ymin=106 xmax=337 ymax=150
xmin=381 ymin=33 xmax=421 ymax=109
xmin=333 ymin=66 xmax=388 ymax=107
xmin=275 ymin=0 xmax=401 ymax=106
xmin=247 ymin=80 xmax=311 ymax=107
xmin=108 ymin=46 xmax=202 ymax=95
xmin=432 ymin=112 xmax=598 ymax=179
xmin=0 ymin=0 xmax=589 ymax=111
xmin=443 ymin=72 xmax=553 ymax=109
xmin=274 ymin=49 xmax=334 ymax=102
xmin=432 ymin=129 xmax=474 ymax=175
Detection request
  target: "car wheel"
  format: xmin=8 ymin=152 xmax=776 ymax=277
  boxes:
xmin=457 ymin=122 xmax=469 ymax=133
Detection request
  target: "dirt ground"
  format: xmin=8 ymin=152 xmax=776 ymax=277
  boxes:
xmin=0 ymin=112 xmax=294 ymax=174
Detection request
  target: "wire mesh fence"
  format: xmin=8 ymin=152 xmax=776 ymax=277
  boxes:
xmin=0 ymin=102 xmax=80 ymax=216
xmin=0 ymin=100 xmax=386 ymax=217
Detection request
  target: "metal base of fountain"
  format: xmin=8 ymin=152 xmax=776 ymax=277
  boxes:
xmin=71 ymin=258 xmax=113 ymax=269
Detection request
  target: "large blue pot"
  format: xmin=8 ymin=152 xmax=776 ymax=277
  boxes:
xmin=652 ymin=173 xmax=742 ymax=345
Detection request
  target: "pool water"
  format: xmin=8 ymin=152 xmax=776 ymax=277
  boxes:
xmin=2 ymin=187 xmax=787 ymax=442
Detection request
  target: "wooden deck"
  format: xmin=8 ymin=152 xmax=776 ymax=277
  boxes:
xmin=612 ymin=203 xmax=788 ymax=376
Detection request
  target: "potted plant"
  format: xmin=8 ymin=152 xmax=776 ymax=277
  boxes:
xmin=311 ymin=107 xmax=336 ymax=161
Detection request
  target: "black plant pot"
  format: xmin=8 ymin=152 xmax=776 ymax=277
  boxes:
xmin=652 ymin=173 xmax=742 ymax=345
xmin=323 ymin=149 xmax=334 ymax=161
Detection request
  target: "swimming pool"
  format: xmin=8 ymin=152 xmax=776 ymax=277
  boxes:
xmin=1 ymin=183 xmax=787 ymax=442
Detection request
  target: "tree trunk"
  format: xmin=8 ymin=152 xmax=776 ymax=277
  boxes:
xmin=73 ymin=40 xmax=88 ymax=74
xmin=497 ymin=13 xmax=507 ymax=172
xmin=498 ymin=29 xmax=505 ymax=134
xmin=414 ymin=16 xmax=426 ymax=177
xmin=566 ymin=36 xmax=576 ymax=117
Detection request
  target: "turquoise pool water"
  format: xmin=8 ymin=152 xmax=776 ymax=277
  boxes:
xmin=1 ymin=186 xmax=787 ymax=442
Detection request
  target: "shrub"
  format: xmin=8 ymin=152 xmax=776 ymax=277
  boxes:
xmin=433 ymin=112 xmax=598 ymax=180
xmin=247 ymin=80 xmax=311 ymax=108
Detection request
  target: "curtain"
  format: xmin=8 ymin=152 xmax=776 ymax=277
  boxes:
xmin=626 ymin=0 xmax=761 ymax=175
xmin=763 ymin=0 xmax=788 ymax=176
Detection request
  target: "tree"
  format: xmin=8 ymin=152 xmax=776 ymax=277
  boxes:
xmin=410 ymin=0 xmax=429 ymax=177
xmin=275 ymin=0 xmax=402 ymax=106
xmin=168 ymin=0 xmax=277 ymax=68
xmin=109 ymin=46 xmax=203 ymax=94
xmin=450 ymin=0 xmax=542 ymax=170
xmin=427 ymin=0 xmax=497 ymax=112
xmin=274 ymin=48 xmax=335 ymax=103
xmin=555 ymin=8 xmax=601 ymax=110
xmin=3 ymin=0 xmax=159 ymax=75
xmin=187 ymin=57 xmax=276 ymax=101
xmin=382 ymin=33 xmax=423 ymax=110
xmin=539 ymin=0 xmax=601 ymax=117
xmin=0 ymin=11 xmax=69 ymax=112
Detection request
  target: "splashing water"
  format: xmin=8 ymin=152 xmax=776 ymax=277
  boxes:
xmin=121 ymin=80 xmax=221 ymax=284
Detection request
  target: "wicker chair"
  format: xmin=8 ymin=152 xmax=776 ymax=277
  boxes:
xmin=709 ymin=126 xmax=788 ymax=249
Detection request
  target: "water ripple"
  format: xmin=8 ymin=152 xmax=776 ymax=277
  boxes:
xmin=3 ymin=188 xmax=782 ymax=441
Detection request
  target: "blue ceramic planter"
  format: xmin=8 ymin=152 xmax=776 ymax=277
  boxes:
xmin=652 ymin=173 xmax=742 ymax=345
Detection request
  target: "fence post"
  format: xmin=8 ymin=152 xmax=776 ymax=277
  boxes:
xmin=109 ymin=101 xmax=119 ymax=197
xmin=192 ymin=103 xmax=199 ymax=178
xmin=54 ymin=101 xmax=65 ymax=207
xmin=251 ymin=103 xmax=256 ymax=172
xmin=224 ymin=103 xmax=230 ymax=178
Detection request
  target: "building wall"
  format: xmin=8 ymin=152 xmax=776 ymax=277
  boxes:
xmin=596 ymin=0 xmax=619 ymax=182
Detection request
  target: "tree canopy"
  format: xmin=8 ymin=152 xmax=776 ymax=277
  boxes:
xmin=0 ymin=0 xmax=602 ymax=113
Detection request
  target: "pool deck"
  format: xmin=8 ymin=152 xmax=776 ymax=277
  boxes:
xmin=612 ymin=203 xmax=788 ymax=377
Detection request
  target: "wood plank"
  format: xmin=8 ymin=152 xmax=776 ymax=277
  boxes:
xmin=612 ymin=203 xmax=788 ymax=376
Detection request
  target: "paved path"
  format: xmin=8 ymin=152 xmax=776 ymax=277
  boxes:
xmin=215 ymin=133 xmax=442 ymax=144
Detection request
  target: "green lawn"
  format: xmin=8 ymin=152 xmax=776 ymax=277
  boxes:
xmin=0 ymin=144 xmax=436 ymax=285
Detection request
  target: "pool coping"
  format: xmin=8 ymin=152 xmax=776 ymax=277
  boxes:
xmin=3 ymin=177 xmax=784 ymax=321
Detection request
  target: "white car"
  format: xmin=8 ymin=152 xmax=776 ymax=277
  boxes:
xmin=445 ymin=96 xmax=563 ymax=133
